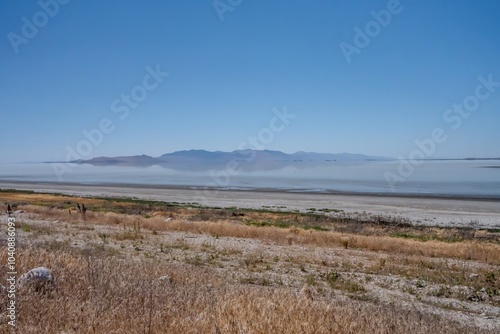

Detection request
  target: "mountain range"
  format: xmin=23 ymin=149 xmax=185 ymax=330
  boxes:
xmin=68 ymin=150 xmax=392 ymax=171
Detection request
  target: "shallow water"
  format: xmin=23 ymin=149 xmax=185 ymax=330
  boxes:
xmin=0 ymin=160 xmax=499 ymax=198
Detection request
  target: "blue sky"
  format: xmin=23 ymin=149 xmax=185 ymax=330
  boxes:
xmin=1 ymin=0 xmax=499 ymax=163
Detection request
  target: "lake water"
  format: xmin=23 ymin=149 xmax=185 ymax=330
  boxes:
xmin=0 ymin=160 xmax=499 ymax=198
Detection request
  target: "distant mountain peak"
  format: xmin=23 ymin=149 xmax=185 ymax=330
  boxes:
xmin=69 ymin=149 xmax=392 ymax=168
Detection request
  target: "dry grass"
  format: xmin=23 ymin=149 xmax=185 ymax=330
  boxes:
xmin=18 ymin=203 xmax=500 ymax=265
xmin=1 ymin=190 xmax=499 ymax=332
xmin=0 ymin=245 xmax=489 ymax=334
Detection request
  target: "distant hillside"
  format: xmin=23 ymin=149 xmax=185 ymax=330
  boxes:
xmin=68 ymin=149 xmax=393 ymax=170
xmin=287 ymin=151 xmax=390 ymax=162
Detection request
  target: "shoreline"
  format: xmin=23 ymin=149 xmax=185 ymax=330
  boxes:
xmin=1 ymin=180 xmax=499 ymax=229
xmin=1 ymin=179 xmax=499 ymax=202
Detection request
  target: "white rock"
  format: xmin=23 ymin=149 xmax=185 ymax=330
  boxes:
xmin=17 ymin=267 xmax=55 ymax=292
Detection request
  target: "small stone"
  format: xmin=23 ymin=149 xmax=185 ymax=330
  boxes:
xmin=469 ymin=273 xmax=479 ymax=279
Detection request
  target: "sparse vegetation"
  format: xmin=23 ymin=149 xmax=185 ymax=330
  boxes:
xmin=1 ymin=245 xmax=487 ymax=333
xmin=0 ymin=190 xmax=499 ymax=332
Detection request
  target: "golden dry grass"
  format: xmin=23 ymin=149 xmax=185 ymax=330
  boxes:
xmin=1 ymin=190 xmax=499 ymax=333
xmin=20 ymin=203 xmax=500 ymax=266
xmin=0 ymin=246 xmax=489 ymax=334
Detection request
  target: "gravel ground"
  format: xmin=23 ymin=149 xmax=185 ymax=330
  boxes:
xmin=9 ymin=211 xmax=500 ymax=332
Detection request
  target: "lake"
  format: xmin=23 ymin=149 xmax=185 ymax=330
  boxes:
xmin=0 ymin=160 xmax=499 ymax=198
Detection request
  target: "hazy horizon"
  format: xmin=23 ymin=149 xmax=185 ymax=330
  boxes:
xmin=4 ymin=147 xmax=500 ymax=165
xmin=1 ymin=1 xmax=499 ymax=163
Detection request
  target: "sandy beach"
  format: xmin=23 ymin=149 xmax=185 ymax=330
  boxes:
xmin=1 ymin=181 xmax=498 ymax=228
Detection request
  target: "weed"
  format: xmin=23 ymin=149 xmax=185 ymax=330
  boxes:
xmin=306 ymin=274 xmax=316 ymax=286
xmin=326 ymin=271 xmax=340 ymax=284
xmin=485 ymin=271 xmax=496 ymax=284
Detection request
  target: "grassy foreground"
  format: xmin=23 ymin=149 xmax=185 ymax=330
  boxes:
xmin=1 ymin=190 xmax=499 ymax=333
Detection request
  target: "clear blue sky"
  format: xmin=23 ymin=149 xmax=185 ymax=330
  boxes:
xmin=1 ymin=0 xmax=499 ymax=162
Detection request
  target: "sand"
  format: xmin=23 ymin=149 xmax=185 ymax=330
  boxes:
xmin=1 ymin=181 xmax=499 ymax=228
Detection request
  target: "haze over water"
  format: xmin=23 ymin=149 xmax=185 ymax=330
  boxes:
xmin=1 ymin=160 xmax=499 ymax=198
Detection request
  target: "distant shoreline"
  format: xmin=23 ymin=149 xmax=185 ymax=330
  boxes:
xmin=42 ymin=157 xmax=500 ymax=164
xmin=2 ymin=180 xmax=499 ymax=228
xmin=1 ymin=179 xmax=499 ymax=202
